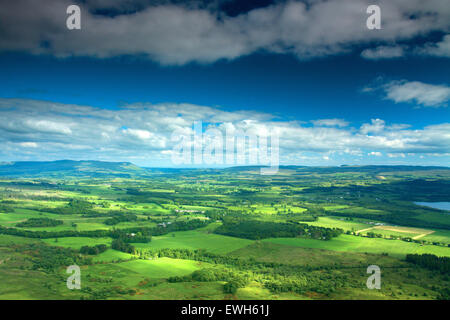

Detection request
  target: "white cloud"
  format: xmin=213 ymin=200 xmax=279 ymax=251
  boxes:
xmin=365 ymin=79 xmax=450 ymax=108
xmin=25 ymin=119 xmax=73 ymax=135
xmin=122 ymin=128 xmax=153 ymax=140
xmin=361 ymin=34 xmax=450 ymax=60
xmin=361 ymin=45 xmax=405 ymax=60
xmin=384 ymin=80 xmax=450 ymax=107
xmin=19 ymin=142 xmax=38 ymax=148
xmin=0 ymin=0 xmax=449 ymax=64
xmin=368 ymin=151 xmax=382 ymax=156
xmin=360 ymin=119 xmax=385 ymax=134
xmin=387 ymin=153 xmax=405 ymax=158
xmin=0 ymin=98 xmax=449 ymax=165
xmin=417 ymin=34 xmax=450 ymax=58
xmin=311 ymin=119 xmax=349 ymax=127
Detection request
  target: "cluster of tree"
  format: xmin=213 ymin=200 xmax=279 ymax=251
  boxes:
xmin=125 ymin=188 xmax=145 ymax=196
xmin=22 ymin=243 xmax=91 ymax=272
xmin=0 ymin=218 xmax=209 ymax=240
xmin=0 ymin=224 xmax=112 ymax=239
xmin=34 ymin=199 xmax=97 ymax=215
xmin=263 ymin=271 xmax=350 ymax=296
xmin=303 ymin=207 xmax=326 ymax=216
xmin=103 ymin=214 xmax=137 ymax=225
xmin=140 ymin=248 xmax=346 ymax=275
xmin=438 ymin=287 xmax=450 ymax=300
xmin=168 ymin=267 xmax=249 ymax=294
xmin=140 ymin=219 xmax=210 ymax=237
xmin=111 ymin=238 xmax=135 ymax=254
xmin=169 ymin=266 xmax=245 ymax=282
xmin=80 ymin=244 xmax=108 ymax=255
xmin=1 ymin=200 xmax=20 ymax=204
xmin=16 ymin=217 xmax=63 ymax=228
xmin=286 ymin=215 xmax=318 ymax=222
xmin=223 ymin=281 xmax=240 ymax=294
xmin=79 ymin=283 xmax=137 ymax=300
xmin=109 ymin=229 xmax=151 ymax=243
xmin=264 ymin=278 xmax=308 ymax=294
xmin=79 ymin=209 xmax=132 ymax=218
xmin=67 ymin=199 xmax=94 ymax=210
xmin=125 ymin=188 xmax=176 ymax=201
xmin=347 ymin=230 xmax=448 ymax=247
xmin=214 ymin=219 xmax=342 ymax=240
xmin=81 ymin=211 xmax=112 ymax=217
xmin=35 ymin=207 xmax=97 ymax=216
xmin=366 ymin=231 xmax=383 ymax=238
xmin=327 ymin=209 xmax=450 ymax=231
xmin=142 ymin=248 xmax=281 ymax=270
xmin=147 ymin=247 xmax=352 ymax=296
xmin=406 ymin=254 xmax=450 ymax=273
xmin=0 ymin=204 xmax=14 ymax=213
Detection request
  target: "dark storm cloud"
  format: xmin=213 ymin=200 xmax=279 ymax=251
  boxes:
xmin=0 ymin=0 xmax=448 ymax=65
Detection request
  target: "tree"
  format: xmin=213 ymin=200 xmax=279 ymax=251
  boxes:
xmin=223 ymin=281 xmax=238 ymax=294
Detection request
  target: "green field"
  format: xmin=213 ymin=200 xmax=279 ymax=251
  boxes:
xmin=306 ymin=216 xmax=371 ymax=231
xmin=265 ymin=234 xmax=450 ymax=258
xmin=230 ymin=241 xmax=400 ymax=267
xmin=92 ymin=249 xmax=135 ymax=263
xmin=42 ymin=237 xmax=112 ymax=249
xmin=117 ymin=258 xmax=209 ymax=278
xmin=0 ymin=164 xmax=449 ymax=300
xmin=133 ymin=230 xmax=253 ymax=254
xmin=422 ymin=229 xmax=450 ymax=243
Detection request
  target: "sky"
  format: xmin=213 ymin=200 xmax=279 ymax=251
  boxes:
xmin=0 ymin=0 xmax=449 ymax=167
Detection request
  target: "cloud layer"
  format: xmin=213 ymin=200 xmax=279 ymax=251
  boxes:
xmin=0 ymin=0 xmax=449 ymax=64
xmin=364 ymin=79 xmax=450 ymax=108
xmin=0 ymin=98 xmax=449 ymax=166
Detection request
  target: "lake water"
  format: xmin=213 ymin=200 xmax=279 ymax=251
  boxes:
xmin=414 ymin=202 xmax=450 ymax=211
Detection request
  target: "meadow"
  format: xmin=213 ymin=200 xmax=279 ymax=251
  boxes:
xmin=265 ymin=234 xmax=450 ymax=258
xmin=0 ymin=163 xmax=449 ymax=300
xmin=116 ymin=258 xmax=208 ymax=278
xmin=133 ymin=230 xmax=253 ymax=254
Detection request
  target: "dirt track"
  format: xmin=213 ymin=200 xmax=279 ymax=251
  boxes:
xmin=355 ymin=227 xmax=374 ymax=234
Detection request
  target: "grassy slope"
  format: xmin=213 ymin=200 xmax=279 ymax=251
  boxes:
xmin=264 ymin=234 xmax=450 ymax=258
xmin=117 ymin=258 xmax=208 ymax=278
xmin=42 ymin=237 xmax=112 ymax=249
xmin=230 ymin=241 xmax=401 ymax=267
xmin=132 ymin=230 xmax=253 ymax=254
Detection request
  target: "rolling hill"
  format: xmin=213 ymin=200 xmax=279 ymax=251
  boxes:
xmin=0 ymin=160 xmax=146 ymax=177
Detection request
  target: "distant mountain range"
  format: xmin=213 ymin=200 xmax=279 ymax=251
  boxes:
xmin=0 ymin=160 xmax=448 ymax=178
xmin=0 ymin=160 xmax=145 ymax=177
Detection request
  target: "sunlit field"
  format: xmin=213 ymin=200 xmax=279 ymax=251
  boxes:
xmin=0 ymin=165 xmax=449 ymax=300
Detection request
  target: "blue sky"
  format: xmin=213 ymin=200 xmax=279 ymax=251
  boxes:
xmin=1 ymin=52 xmax=449 ymax=126
xmin=0 ymin=0 xmax=449 ymax=167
